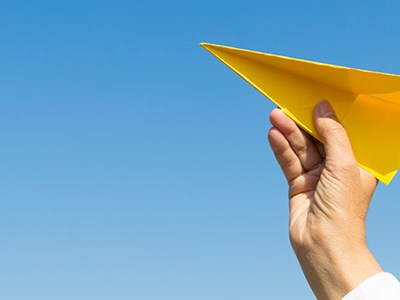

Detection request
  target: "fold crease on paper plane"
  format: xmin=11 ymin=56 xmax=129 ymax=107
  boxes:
xmin=201 ymin=42 xmax=400 ymax=184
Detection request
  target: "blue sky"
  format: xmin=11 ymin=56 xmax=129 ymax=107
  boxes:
xmin=0 ymin=1 xmax=400 ymax=299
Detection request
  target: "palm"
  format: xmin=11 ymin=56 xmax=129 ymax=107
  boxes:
xmin=289 ymin=163 xmax=375 ymax=248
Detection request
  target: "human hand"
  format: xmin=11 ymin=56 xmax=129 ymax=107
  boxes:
xmin=268 ymin=100 xmax=382 ymax=300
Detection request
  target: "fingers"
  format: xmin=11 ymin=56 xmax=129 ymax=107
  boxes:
xmin=270 ymin=109 xmax=323 ymax=171
xmin=313 ymin=101 xmax=356 ymax=168
xmin=268 ymin=127 xmax=304 ymax=183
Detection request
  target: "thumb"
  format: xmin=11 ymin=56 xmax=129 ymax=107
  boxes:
xmin=314 ymin=100 xmax=356 ymax=167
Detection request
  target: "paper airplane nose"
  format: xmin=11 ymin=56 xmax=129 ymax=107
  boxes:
xmin=201 ymin=42 xmax=400 ymax=184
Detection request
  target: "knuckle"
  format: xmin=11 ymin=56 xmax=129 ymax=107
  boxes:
xmin=295 ymin=143 xmax=308 ymax=157
xmin=281 ymin=152 xmax=298 ymax=168
xmin=317 ymin=117 xmax=345 ymax=137
xmin=340 ymin=160 xmax=357 ymax=173
xmin=327 ymin=155 xmax=358 ymax=173
xmin=324 ymin=122 xmax=345 ymax=137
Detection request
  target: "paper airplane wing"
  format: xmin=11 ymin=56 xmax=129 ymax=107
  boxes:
xmin=201 ymin=42 xmax=400 ymax=184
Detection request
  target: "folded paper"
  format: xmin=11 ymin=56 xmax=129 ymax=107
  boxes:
xmin=201 ymin=42 xmax=400 ymax=184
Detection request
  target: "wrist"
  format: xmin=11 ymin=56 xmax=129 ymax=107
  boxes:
xmin=295 ymin=236 xmax=382 ymax=299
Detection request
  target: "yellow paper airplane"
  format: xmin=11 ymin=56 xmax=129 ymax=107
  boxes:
xmin=201 ymin=42 xmax=400 ymax=184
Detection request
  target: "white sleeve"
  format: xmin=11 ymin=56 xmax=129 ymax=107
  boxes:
xmin=343 ymin=272 xmax=400 ymax=300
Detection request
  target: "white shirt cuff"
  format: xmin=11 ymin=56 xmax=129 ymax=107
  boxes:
xmin=343 ymin=272 xmax=400 ymax=300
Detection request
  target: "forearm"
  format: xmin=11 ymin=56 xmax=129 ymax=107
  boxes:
xmin=296 ymin=240 xmax=382 ymax=300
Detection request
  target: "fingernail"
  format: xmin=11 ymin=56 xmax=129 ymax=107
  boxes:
xmin=317 ymin=100 xmax=335 ymax=117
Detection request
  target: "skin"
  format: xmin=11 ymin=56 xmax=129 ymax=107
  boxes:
xmin=268 ymin=100 xmax=382 ymax=300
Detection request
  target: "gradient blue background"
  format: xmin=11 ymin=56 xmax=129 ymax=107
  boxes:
xmin=0 ymin=1 xmax=400 ymax=299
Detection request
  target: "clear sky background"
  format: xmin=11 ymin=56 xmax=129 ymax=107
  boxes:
xmin=0 ymin=0 xmax=400 ymax=299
